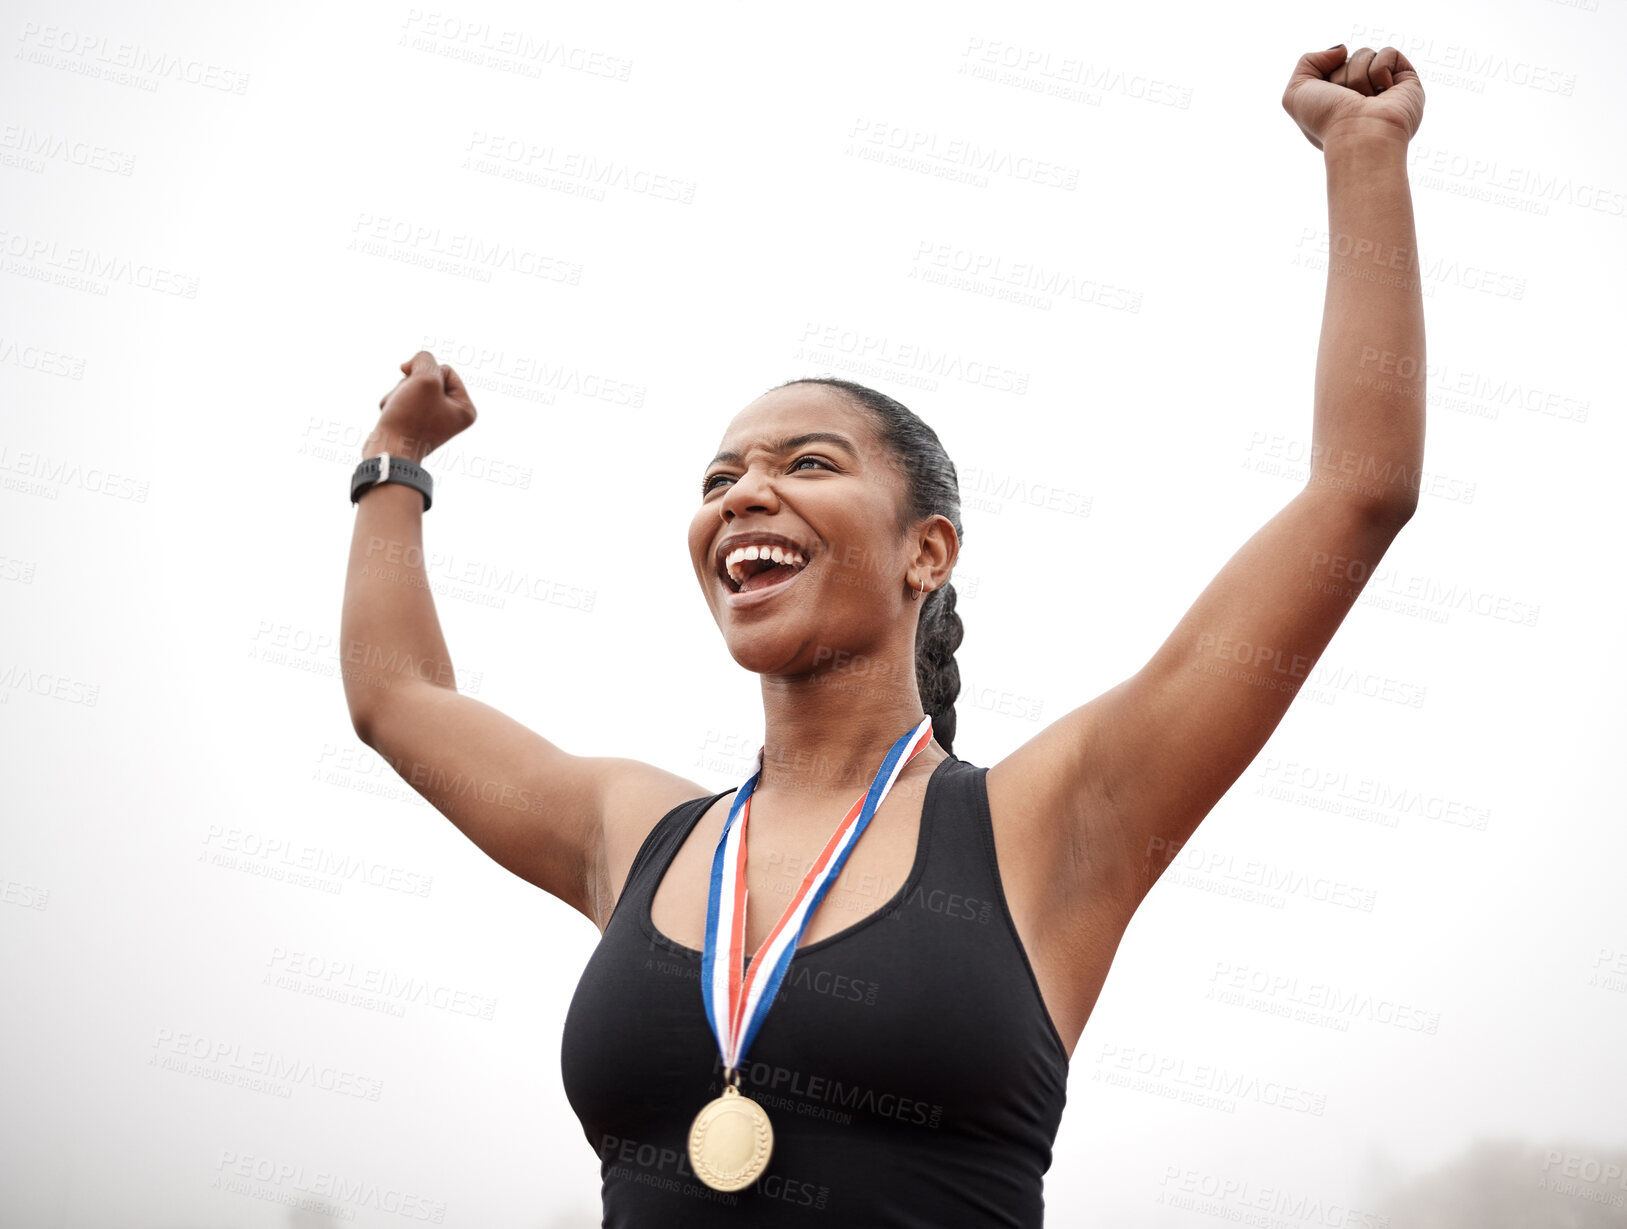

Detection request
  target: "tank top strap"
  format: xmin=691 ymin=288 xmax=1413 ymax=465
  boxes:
xmin=916 ymin=754 xmax=1000 ymax=891
xmin=912 ymin=753 xmax=1071 ymax=1066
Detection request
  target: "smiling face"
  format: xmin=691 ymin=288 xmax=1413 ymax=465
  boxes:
xmin=687 ymin=383 xmax=937 ymax=678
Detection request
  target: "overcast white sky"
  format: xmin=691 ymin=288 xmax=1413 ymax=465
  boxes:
xmin=3 ymin=0 xmax=1624 ymax=1225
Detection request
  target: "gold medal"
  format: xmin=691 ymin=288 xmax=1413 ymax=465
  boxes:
xmin=688 ymin=1082 xmax=774 ymax=1192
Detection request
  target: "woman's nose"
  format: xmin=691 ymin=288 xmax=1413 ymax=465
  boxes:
xmin=718 ymin=467 xmax=779 ymax=520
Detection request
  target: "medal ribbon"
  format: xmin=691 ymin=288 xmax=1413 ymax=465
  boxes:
xmin=701 ymin=715 xmax=933 ymax=1074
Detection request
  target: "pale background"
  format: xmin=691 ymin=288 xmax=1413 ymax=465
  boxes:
xmin=3 ymin=0 xmax=1624 ymax=1225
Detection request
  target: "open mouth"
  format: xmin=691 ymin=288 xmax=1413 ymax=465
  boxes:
xmin=716 ymin=535 xmax=813 ymax=596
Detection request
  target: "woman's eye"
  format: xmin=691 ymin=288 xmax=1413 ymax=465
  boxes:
xmin=702 ymin=457 xmax=831 ymax=496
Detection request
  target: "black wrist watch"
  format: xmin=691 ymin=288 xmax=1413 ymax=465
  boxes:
xmin=351 ymin=451 xmax=433 ymax=511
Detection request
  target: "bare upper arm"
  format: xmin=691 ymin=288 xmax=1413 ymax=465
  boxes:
xmin=989 ymin=488 xmax=1414 ymax=923
xmin=355 ymin=683 xmax=709 ymax=928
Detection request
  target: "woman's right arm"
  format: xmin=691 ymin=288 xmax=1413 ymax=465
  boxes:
xmin=341 ymin=352 xmax=707 ymax=928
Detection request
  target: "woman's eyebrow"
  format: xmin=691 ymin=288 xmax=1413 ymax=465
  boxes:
xmin=707 ymin=432 xmax=859 ymax=468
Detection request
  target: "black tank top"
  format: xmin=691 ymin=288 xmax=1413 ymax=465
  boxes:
xmin=560 ymin=754 xmax=1071 ymax=1227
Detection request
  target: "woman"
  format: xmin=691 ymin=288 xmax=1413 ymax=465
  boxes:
xmin=341 ymin=42 xmax=1426 ymax=1227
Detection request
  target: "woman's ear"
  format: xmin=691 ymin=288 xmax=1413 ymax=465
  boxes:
xmin=913 ymin=514 xmax=959 ymax=587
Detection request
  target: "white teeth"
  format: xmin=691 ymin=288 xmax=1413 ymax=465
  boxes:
xmin=721 ymin=542 xmax=811 ymax=588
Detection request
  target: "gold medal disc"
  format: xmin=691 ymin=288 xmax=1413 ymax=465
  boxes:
xmin=688 ymin=1084 xmax=774 ymax=1191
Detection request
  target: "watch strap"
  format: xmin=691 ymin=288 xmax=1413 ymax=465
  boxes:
xmin=351 ymin=452 xmax=433 ymax=511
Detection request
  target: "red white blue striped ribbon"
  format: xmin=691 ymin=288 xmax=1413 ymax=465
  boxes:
xmin=701 ymin=715 xmax=933 ymax=1074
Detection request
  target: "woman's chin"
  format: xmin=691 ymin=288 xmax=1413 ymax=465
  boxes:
xmin=723 ymin=634 xmax=807 ymax=676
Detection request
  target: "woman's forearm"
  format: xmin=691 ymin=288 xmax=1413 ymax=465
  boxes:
xmin=341 ymin=426 xmax=460 ymax=741
xmin=1306 ymin=122 xmax=1426 ymax=523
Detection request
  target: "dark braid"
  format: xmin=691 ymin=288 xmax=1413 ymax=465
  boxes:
xmin=769 ymin=376 xmax=966 ymax=754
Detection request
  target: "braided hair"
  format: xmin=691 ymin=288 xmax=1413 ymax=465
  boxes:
xmin=769 ymin=377 xmax=966 ymax=754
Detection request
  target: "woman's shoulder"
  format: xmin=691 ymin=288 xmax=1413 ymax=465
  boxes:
xmin=589 ymin=760 xmax=732 ymax=930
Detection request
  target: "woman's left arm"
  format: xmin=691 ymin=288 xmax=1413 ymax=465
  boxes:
xmin=987 ymin=44 xmax=1428 ymax=919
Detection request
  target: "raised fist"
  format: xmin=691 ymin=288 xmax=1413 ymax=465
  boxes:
xmin=1282 ymin=44 xmax=1425 ymax=150
xmin=368 ymin=350 xmax=478 ymax=462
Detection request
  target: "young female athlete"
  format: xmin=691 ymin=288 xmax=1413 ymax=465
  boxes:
xmin=342 ymin=42 xmax=1426 ymax=1227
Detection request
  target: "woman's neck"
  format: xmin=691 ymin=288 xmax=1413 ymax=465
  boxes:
xmin=754 ymin=667 xmax=935 ymax=803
